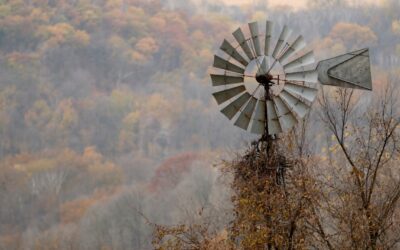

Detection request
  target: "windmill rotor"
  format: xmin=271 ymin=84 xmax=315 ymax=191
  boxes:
xmin=210 ymin=20 xmax=319 ymax=136
xmin=210 ymin=20 xmax=372 ymax=137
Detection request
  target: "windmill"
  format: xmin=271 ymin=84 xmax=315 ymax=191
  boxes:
xmin=210 ymin=20 xmax=372 ymax=183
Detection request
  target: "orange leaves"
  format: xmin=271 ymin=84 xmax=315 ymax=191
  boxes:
xmin=88 ymin=161 xmax=123 ymax=187
xmin=60 ymin=189 xmax=114 ymax=224
xmin=5 ymin=52 xmax=40 ymax=71
xmin=74 ymin=30 xmax=90 ymax=45
xmin=29 ymin=8 xmax=49 ymax=23
xmin=82 ymin=146 xmax=123 ymax=186
xmin=135 ymin=36 xmax=159 ymax=55
xmin=83 ymin=146 xmax=103 ymax=164
xmin=37 ymin=22 xmax=90 ymax=48
xmin=222 ymin=145 xmax=317 ymax=249
xmin=109 ymin=34 xmax=159 ymax=64
xmin=60 ymin=197 xmax=99 ymax=224
xmin=149 ymin=15 xmax=166 ymax=32
xmin=129 ymin=36 xmax=159 ymax=64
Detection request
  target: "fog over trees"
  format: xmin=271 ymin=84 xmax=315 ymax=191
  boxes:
xmin=0 ymin=0 xmax=400 ymax=249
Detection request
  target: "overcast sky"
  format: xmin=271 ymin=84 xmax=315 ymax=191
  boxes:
xmin=222 ymin=0 xmax=384 ymax=10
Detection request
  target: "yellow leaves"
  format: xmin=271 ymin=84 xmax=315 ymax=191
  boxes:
xmin=146 ymin=93 xmax=170 ymax=115
xmin=396 ymin=44 xmax=400 ymax=57
xmin=126 ymin=6 xmax=146 ymax=21
xmin=315 ymin=22 xmax=377 ymax=56
xmin=329 ymin=22 xmax=378 ymax=49
xmin=82 ymin=146 xmax=122 ymax=186
xmin=135 ymin=36 xmax=159 ymax=54
xmin=74 ymin=30 xmax=90 ymax=45
xmin=41 ymin=22 xmax=75 ymax=39
xmin=351 ymin=166 xmax=365 ymax=179
xmin=122 ymin=111 xmax=140 ymax=128
xmin=108 ymin=35 xmax=126 ymax=50
xmin=199 ymin=48 xmax=212 ymax=61
xmin=57 ymin=99 xmax=78 ymax=129
xmin=29 ymin=8 xmax=49 ymax=23
xmin=5 ymin=52 xmax=40 ymax=73
xmin=329 ymin=144 xmax=340 ymax=153
xmin=110 ymin=88 xmax=134 ymax=108
xmin=88 ymin=161 xmax=123 ymax=187
xmin=149 ymin=16 xmax=166 ymax=31
xmin=142 ymin=93 xmax=181 ymax=125
xmin=24 ymin=100 xmax=52 ymax=128
xmin=0 ymin=5 xmax=11 ymax=18
xmin=60 ymin=196 xmax=99 ymax=224
xmin=37 ymin=22 xmax=90 ymax=48
xmin=83 ymin=146 xmax=103 ymax=164
xmin=109 ymin=35 xmax=159 ymax=64
xmin=131 ymin=36 xmax=159 ymax=64
xmin=392 ymin=20 xmax=400 ymax=35
xmin=105 ymin=0 xmax=124 ymax=9
xmin=78 ymin=6 xmax=101 ymax=28
xmin=2 ymin=14 xmax=24 ymax=27
xmin=18 ymin=158 xmax=56 ymax=175
xmin=118 ymin=111 xmax=140 ymax=153
xmin=251 ymin=11 xmax=267 ymax=23
xmin=46 ymin=99 xmax=78 ymax=140
xmin=130 ymin=50 xmax=147 ymax=63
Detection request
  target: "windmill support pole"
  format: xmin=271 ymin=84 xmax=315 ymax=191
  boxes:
xmin=263 ymin=82 xmax=274 ymax=154
xmin=262 ymin=83 xmax=284 ymax=185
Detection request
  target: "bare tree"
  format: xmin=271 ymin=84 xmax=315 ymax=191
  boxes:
xmin=314 ymin=80 xmax=400 ymax=249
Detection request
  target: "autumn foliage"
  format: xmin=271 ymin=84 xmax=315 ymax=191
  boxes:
xmin=0 ymin=0 xmax=400 ymax=249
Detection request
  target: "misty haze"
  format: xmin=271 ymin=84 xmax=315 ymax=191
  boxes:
xmin=0 ymin=0 xmax=400 ymax=249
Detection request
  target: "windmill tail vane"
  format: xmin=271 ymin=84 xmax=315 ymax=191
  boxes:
xmin=317 ymin=48 xmax=372 ymax=90
xmin=210 ymin=20 xmax=372 ymax=138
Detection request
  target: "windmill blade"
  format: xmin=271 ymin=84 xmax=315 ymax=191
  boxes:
xmin=278 ymin=35 xmax=306 ymax=63
xmin=212 ymin=85 xmax=246 ymax=105
xmin=285 ymin=69 xmax=318 ymax=83
xmin=264 ymin=20 xmax=273 ymax=56
xmin=273 ymin=96 xmax=297 ymax=131
xmin=248 ymin=22 xmax=262 ymax=57
xmin=213 ymin=55 xmax=245 ymax=74
xmin=283 ymin=51 xmax=315 ymax=71
xmin=279 ymin=89 xmax=309 ymax=119
xmin=234 ymin=97 xmax=257 ymax=130
xmin=220 ymin=92 xmax=251 ymax=119
xmin=267 ymin=100 xmax=282 ymax=135
xmin=220 ymin=39 xmax=249 ymax=67
xmin=284 ymin=82 xmax=318 ymax=103
xmin=250 ymin=99 xmax=265 ymax=134
xmin=232 ymin=27 xmax=255 ymax=60
xmin=210 ymin=74 xmax=244 ymax=86
xmin=257 ymin=57 xmax=269 ymax=75
xmin=272 ymin=25 xmax=292 ymax=59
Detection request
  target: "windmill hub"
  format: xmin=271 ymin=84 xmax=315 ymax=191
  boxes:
xmin=256 ymin=73 xmax=274 ymax=86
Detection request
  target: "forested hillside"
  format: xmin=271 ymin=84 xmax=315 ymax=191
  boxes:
xmin=0 ymin=0 xmax=399 ymax=249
